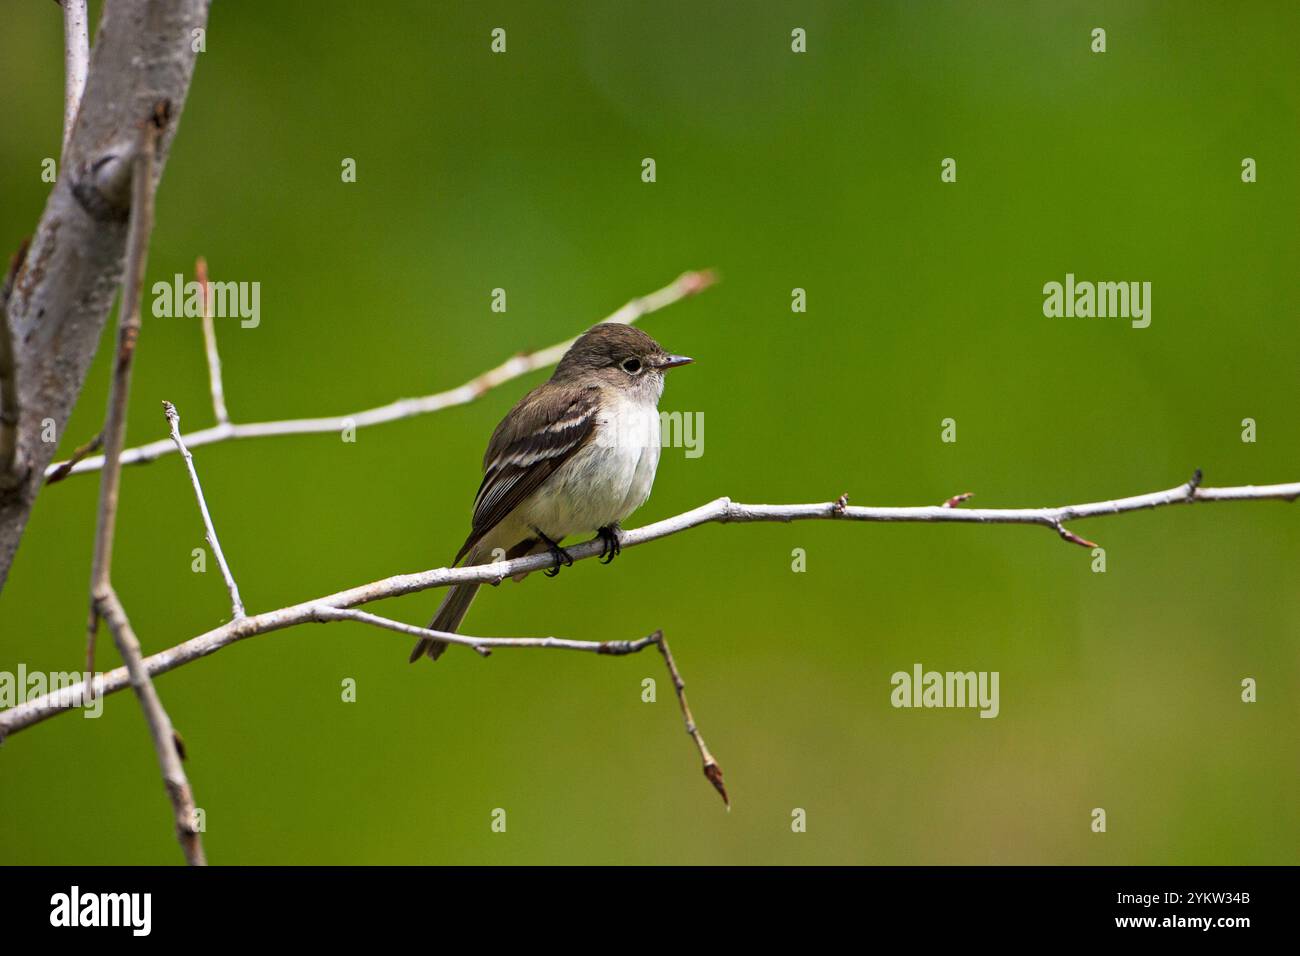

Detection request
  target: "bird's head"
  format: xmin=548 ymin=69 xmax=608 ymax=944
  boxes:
xmin=553 ymin=323 xmax=693 ymax=399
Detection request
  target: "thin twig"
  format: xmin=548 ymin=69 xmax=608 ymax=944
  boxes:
xmin=311 ymin=610 xmax=726 ymax=803
xmin=1053 ymin=521 xmax=1098 ymax=549
xmin=60 ymin=0 xmax=90 ymax=160
xmin=44 ymin=269 xmax=718 ymax=480
xmin=44 ymin=431 xmax=103 ymax=485
xmin=649 ymin=631 xmax=727 ymax=807
xmin=6 ymin=473 xmax=1297 ymax=740
xmin=312 ymin=611 xmax=724 ymax=804
xmin=313 ymin=605 xmax=658 ymax=654
xmin=97 ymin=588 xmax=206 ymax=865
xmin=81 ymin=103 xmax=206 ymax=865
xmin=194 ymin=257 xmax=230 ymax=425
xmin=1 ymin=240 xmax=30 ymax=491
xmin=163 ymin=401 xmax=244 ymax=619
xmin=86 ymin=115 xmax=163 ymax=673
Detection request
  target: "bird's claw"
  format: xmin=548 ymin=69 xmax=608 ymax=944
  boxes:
xmin=597 ymin=524 xmax=623 ymax=564
xmin=544 ymin=546 xmax=574 ymax=577
xmin=536 ymin=530 xmax=573 ymax=577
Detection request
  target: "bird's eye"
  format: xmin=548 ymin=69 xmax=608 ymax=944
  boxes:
xmin=621 ymin=358 xmax=642 ymax=373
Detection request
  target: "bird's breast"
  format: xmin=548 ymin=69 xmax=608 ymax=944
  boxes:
xmin=527 ymin=399 xmax=661 ymax=539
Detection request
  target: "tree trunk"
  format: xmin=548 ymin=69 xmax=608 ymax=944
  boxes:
xmin=0 ymin=0 xmax=210 ymax=591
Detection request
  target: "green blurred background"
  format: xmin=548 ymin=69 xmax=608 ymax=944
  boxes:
xmin=1 ymin=1 xmax=1296 ymax=864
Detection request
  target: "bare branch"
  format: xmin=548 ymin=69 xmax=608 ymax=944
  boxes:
xmin=61 ymin=0 xmax=90 ymax=159
xmin=43 ymin=431 xmax=103 ymax=485
xmin=79 ymin=106 xmax=205 ymax=865
xmin=97 ymin=588 xmax=205 ymax=865
xmin=194 ymin=257 xmax=230 ymax=425
xmin=1052 ymin=521 xmax=1098 ymax=550
xmin=652 ymin=631 xmax=727 ymax=807
xmin=5 ymin=473 xmax=1296 ymax=741
xmin=87 ymin=109 xmax=163 ymax=672
xmin=313 ymin=605 xmax=659 ymax=655
xmin=163 ymin=401 xmax=244 ymax=619
xmin=44 ymin=269 xmax=718 ymax=480
xmin=308 ymin=611 xmax=725 ymax=804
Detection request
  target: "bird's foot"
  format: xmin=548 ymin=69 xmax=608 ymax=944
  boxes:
xmin=536 ymin=530 xmax=573 ymax=578
xmin=597 ymin=524 xmax=623 ymax=564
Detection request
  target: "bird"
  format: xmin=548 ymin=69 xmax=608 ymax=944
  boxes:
xmin=409 ymin=322 xmax=694 ymax=661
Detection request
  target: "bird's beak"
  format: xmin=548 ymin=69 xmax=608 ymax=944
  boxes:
xmin=656 ymin=354 xmax=694 ymax=370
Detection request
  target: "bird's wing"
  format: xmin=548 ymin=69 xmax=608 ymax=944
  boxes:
xmin=453 ymin=384 xmax=600 ymax=563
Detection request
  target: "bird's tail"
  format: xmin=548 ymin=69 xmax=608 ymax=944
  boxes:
xmin=409 ymin=581 xmax=481 ymax=662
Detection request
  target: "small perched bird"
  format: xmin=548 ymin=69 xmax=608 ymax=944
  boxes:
xmin=410 ymin=322 xmax=694 ymax=661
